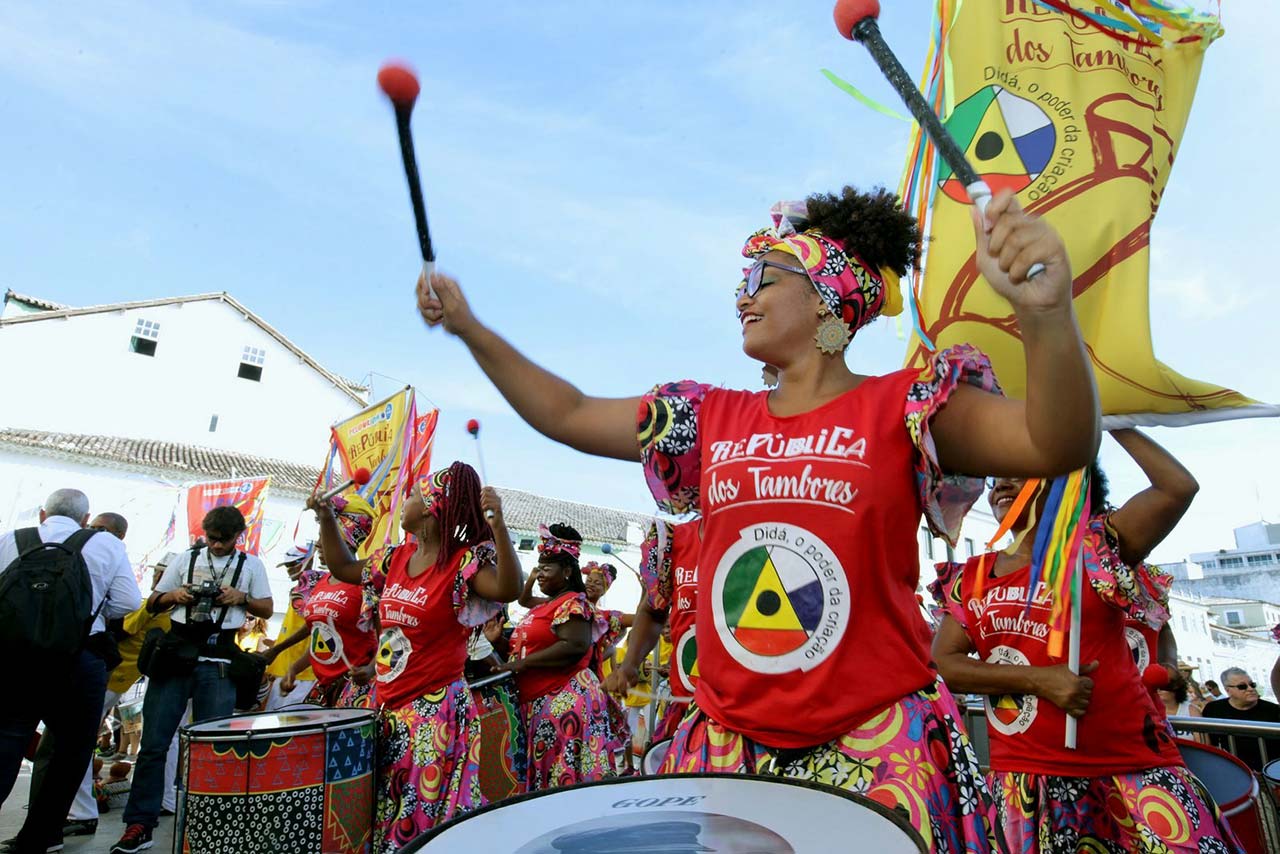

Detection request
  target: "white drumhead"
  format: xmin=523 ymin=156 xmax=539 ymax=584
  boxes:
xmin=407 ymin=774 xmax=924 ymax=853
xmin=641 ymin=738 xmax=672 ymax=776
xmin=184 ymin=707 xmax=373 ymax=736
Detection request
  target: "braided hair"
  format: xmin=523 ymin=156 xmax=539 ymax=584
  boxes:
xmin=435 ymin=461 xmax=493 ymax=570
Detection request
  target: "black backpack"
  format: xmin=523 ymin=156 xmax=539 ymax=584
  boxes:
xmin=0 ymin=527 xmax=101 ymax=658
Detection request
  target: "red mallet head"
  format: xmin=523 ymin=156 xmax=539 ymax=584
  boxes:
xmin=834 ymin=0 xmax=881 ymax=40
xmin=377 ymin=62 xmax=420 ymax=108
xmin=1142 ymin=664 xmax=1172 ymax=690
xmin=353 ymin=467 xmax=372 ymax=487
xmin=466 ymin=418 xmax=481 ymax=437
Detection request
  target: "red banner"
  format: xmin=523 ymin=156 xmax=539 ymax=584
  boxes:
xmin=408 ymin=408 xmax=440 ymax=486
xmin=185 ymin=476 xmax=271 ymax=554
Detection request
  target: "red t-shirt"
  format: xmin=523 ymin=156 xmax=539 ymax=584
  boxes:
xmin=941 ymin=550 xmax=1183 ymax=775
xmin=373 ymin=543 xmax=496 ymax=710
xmin=511 ymin=592 xmax=595 ymax=703
xmin=301 ymin=574 xmax=375 ymax=686
xmin=692 ymin=372 xmax=936 ymax=747
xmin=667 ymin=521 xmax=702 ymax=699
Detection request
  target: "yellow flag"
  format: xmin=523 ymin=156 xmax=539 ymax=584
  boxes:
xmin=903 ymin=2 xmax=1274 ymax=426
xmin=329 ymin=387 xmax=417 ymax=557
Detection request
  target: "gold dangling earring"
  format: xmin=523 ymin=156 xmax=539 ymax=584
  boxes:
xmin=814 ymin=303 xmax=852 ymax=355
xmin=761 ymin=365 xmax=779 ymax=388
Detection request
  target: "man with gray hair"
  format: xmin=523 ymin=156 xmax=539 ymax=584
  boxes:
xmin=0 ymin=489 xmax=142 ymax=853
xmin=1202 ymin=666 xmax=1280 ymax=770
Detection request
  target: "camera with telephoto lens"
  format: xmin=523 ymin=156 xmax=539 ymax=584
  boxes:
xmin=187 ymin=579 xmax=225 ymax=622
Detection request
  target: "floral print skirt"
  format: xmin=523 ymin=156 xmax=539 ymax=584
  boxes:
xmin=376 ymin=679 xmax=484 ymax=853
xmin=988 ymin=766 xmax=1244 ymax=854
xmin=659 ymin=679 xmax=1004 ymax=854
xmin=521 ymin=669 xmax=617 ymax=791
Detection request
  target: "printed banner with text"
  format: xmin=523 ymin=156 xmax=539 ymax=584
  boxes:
xmin=185 ymin=476 xmax=271 ymax=555
xmin=901 ymin=2 xmax=1275 ymax=426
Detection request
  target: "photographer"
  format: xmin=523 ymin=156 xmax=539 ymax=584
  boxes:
xmin=109 ymin=506 xmax=272 ymax=854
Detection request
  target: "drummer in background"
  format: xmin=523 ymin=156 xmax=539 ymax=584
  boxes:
xmin=932 ymin=431 xmax=1242 ymax=851
xmin=277 ymin=501 xmax=380 ymax=708
xmin=501 ymin=524 xmax=616 ymax=790
xmin=263 ymin=543 xmax=326 ymax=709
xmin=603 ymin=519 xmax=701 ymax=747
xmin=309 ymin=462 xmax=521 ymax=852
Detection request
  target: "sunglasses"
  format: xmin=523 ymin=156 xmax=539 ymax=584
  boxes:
xmin=1229 ymin=682 xmax=1258 ymax=690
xmin=737 ymin=258 xmax=809 ymax=300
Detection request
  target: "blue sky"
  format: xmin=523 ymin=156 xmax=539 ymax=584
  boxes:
xmin=0 ymin=1 xmax=1274 ymax=564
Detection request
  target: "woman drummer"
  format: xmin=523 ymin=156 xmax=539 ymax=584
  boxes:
xmin=276 ymin=495 xmax=379 ymax=707
xmin=931 ymin=430 xmax=1241 ymax=852
xmin=415 ymin=185 xmax=1098 ymax=851
xmin=502 ymin=524 xmax=616 ymax=790
xmin=310 ymin=462 xmax=522 ymax=851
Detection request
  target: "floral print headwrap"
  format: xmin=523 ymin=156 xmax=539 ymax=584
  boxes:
xmin=417 ymin=466 xmax=453 ymax=519
xmin=583 ymin=561 xmax=617 ymax=591
xmin=330 ymin=493 xmax=374 ymax=549
xmin=740 ymin=199 xmax=903 ymax=338
xmin=538 ymin=524 xmax=581 ymax=560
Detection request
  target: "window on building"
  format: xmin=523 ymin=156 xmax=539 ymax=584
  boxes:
xmin=1180 ymin=616 xmax=1189 ymax=631
xmin=208 ymin=415 xmax=219 ymax=433
xmin=1220 ymin=556 xmax=1243 ymax=569
xmin=1225 ymin=609 xmax=1244 ymax=626
xmin=130 ymin=318 xmax=160 ymax=356
xmin=238 ymin=345 xmax=266 ymax=381
xmin=1202 ymin=560 xmax=1217 ymax=569
xmin=1247 ymin=554 xmax=1274 ymax=567
xmin=965 ymin=538 xmax=976 ymax=558
xmin=517 ymin=537 xmax=535 ymax=551
xmin=921 ymin=528 xmax=934 ymax=560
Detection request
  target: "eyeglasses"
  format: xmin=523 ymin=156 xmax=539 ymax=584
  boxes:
xmin=1229 ymin=682 xmax=1258 ymax=690
xmin=737 ymin=258 xmax=809 ymax=300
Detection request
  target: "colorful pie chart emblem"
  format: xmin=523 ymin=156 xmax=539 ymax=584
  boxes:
xmin=938 ymin=85 xmax=1055 ymax=204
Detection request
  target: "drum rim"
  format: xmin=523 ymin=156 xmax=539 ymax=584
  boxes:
xmin=401 ymin=772 xmax=927 ymax=852
xmin=180 ymin=707 xmax=378 ymax=740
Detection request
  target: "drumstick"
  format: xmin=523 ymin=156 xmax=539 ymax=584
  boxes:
xmin=466 ymin=419 xmax=496 ymax=521
xmin=1065 ymin=548 xmax=1083 ymax=749
xmin=833 ymin=0 xmax=1045 ymax=280
xmin=599 ymin=543 xmax=642 ymax=582
xmin=376 ymin=61 xmax=438 ymax=299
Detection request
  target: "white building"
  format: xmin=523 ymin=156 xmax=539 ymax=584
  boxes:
xmin=1 ymin=290 xmax=368 ymax=464
xmin=1163 ymin=520 xmax=1280 ymax=605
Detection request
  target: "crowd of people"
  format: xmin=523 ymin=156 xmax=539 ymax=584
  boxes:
xmin=0 ymin=186 xmax=1275 ymax=853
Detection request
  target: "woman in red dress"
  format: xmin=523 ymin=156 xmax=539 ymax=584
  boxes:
xmin=310 ymin=462 xmax=521 ymax=852
xmin=931 ymin=430 xmax=1240 ymax=852
xmin=502 ymin=524 xmax=616 ymax=790
xmin=414 ymin=186 xmax=1098 ymax=852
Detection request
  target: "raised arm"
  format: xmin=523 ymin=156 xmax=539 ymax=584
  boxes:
xmin=932 ymin=614 xmax=1098 ymax=718
xmin=417 ymin=273 xmax=640 ymax=461
xmin=932 ymin=191 xmax=1100 ymax=478
xmin=306 ymin=495 xmax=368 ymax=585
xmin=1105 ymin=428 xmax=1199 ymax=566
xmin=470 ymin=487 xmax=523 ymax=603
xmin=518 ymin=568 xmax=550 ymax=609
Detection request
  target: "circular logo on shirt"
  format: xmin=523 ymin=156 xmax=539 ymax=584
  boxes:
xmin=310 ymin=622 xmax=343 ymax=666
xmin=1125 ymin=626 xmax=1151 ymax=672
xmin=674 ymin=628 xmax=699 ymax=694
xmin=711 ymin=523 xmax=848 ymax=674
xmin=375 ymin=626 xmax=412 ymax=683
xmin=984 ymin=645 xmax=1038 ymax=735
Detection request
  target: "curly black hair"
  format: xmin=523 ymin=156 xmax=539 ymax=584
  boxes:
xmin=800 ymin=186 xmax=922 ymax=276
xmin=202 ymin=505 xmax=247 ymax=540
xmin=1088 ymin=459 xmax=1111 ymax=513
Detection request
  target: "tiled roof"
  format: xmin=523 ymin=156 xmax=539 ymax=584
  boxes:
xmin=3 ymin=289 xmax=67 ymax=311
xmin=0 ymin=428 xmax=653 ymax=543
xmin=0 ymin=428 xmax=320 ymax=494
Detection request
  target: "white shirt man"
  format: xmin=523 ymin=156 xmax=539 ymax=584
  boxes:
xmin=155 ymin=544 xmax=272 ymax=654
xmin=0 ymin=489 xmax=142 ymax=854
xmin=0 ymin=510 xmax=141 ymax=632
